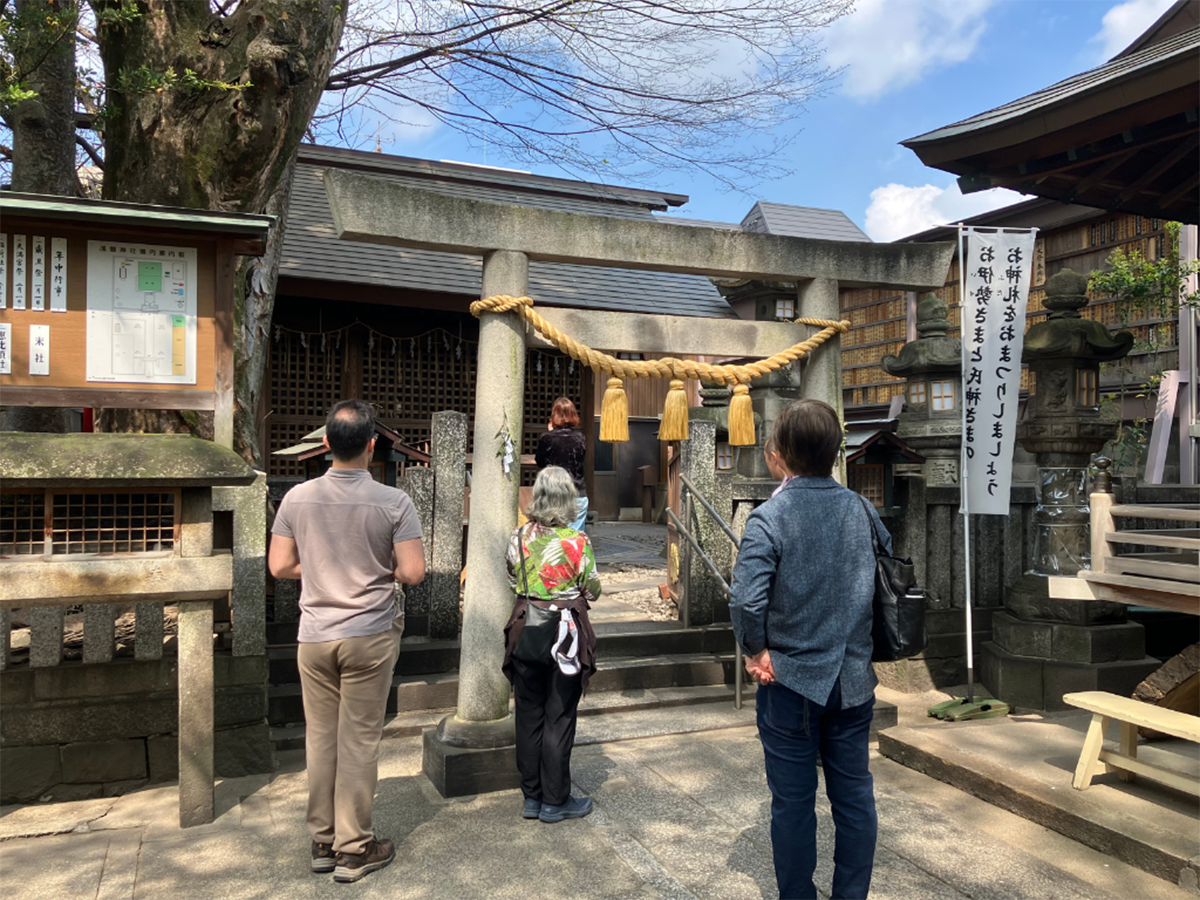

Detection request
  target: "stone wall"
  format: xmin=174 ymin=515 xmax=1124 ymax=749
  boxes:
xmin=0 ymin=652 xmax=273 ymax=804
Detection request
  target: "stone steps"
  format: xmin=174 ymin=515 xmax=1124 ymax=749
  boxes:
xmin=268 ymin=650 xmax=738 ymax=727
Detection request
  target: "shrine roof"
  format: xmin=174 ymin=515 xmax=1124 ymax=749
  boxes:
xmin=281 ymin=146 xmax=738 ymax=319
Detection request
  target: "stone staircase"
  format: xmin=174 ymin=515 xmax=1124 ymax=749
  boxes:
xmin=268 ymin=620 xmax=751 ymax=749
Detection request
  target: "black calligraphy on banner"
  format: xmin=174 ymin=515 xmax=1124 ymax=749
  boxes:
xmin=960 ymin=229 xmax=1037 ymax=515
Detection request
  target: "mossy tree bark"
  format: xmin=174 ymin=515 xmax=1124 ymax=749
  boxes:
xmin=93 ymin=0 xmax=346 ymax=461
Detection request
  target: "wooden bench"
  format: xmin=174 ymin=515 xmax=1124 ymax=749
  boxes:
xmin=1064 ymin=691 xmax=1200 ymax=797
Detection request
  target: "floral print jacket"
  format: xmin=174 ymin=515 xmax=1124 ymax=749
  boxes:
xmin=506 ymin=522 xmax=602 ymax=603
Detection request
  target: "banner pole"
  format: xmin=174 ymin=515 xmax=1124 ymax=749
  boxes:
xmin=958 ymin=225 xmax=976 ymax=705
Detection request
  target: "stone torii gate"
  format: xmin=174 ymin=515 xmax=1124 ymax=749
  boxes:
xmin=322 ymin=171 xmax=954 ymax=795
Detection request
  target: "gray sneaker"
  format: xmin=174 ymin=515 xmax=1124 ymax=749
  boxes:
xmin=333 ymin=837 xmax=395 ymax=883
xmin=522 ymin=797 xmax=542 ymax=819
xmin=539 ymin=796 xmax=593 ymax=823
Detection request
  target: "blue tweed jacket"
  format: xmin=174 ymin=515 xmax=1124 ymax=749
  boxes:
xmin=730 ymin=476 xmax=891 ymax=709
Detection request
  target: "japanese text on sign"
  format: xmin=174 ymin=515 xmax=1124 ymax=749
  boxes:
xmin=960 ymin=227 xmax=1036 ymax=515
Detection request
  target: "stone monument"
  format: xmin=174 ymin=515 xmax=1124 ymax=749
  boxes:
xmin=881 ymin=293 xmax=962 ymax=486
xmin=979 ymin=269 xmax=1159 ymax=710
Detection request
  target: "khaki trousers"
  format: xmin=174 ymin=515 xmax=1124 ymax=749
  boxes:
xmin=298 ymin=617 xmax=402 ymax=855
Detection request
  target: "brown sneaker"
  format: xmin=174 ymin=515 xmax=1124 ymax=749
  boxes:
xmin=333 ymin=837 xmax=395 ymax=883
xmin=311 ymin=841 xmax=336 ymax=873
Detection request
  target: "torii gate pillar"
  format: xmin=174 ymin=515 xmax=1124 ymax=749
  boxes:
xmin=426 ymin=251 xmax=529 ymax=786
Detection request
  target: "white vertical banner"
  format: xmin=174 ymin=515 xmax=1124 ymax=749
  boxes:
xmin=31 ymin=235 xmax=46 ymax=311
xmin=12 ymin=235 xmax=26 ymax=310
xmin=0 ymin=233 xmax=7 ymax=309
xmin=50 ymin=237 xmax=68 ymax=311
xmin=960 ymin=226 xmax=1037 ymax=515
xmin=29 ymin=324 xmax=50 ymax=376
xmin=0 ymin=323 xmax=10 ymax=374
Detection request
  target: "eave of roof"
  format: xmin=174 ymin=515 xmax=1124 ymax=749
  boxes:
xmin=903 ymin=27 xmax=1199 ymax=153
xmin=0 ymin=192 xmax=274 ymax=244
xmin=898 ymin=197 xmax=1106 ymax=243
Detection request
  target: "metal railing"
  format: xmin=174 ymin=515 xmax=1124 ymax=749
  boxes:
xmin=669 ymin=473 xmax=746 ymax=709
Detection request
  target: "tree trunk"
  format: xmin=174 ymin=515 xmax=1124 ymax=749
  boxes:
xmin=5 ymin=1 xmax=79 ymax=434
xmin=93 ymin=0 xmax=346 ymax=459
xmin=11 ymin=0 xmax=78 ymax=196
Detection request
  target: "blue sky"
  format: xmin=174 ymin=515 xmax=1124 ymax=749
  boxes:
xmin=355 ymin=0 xmax=1177 ymax=241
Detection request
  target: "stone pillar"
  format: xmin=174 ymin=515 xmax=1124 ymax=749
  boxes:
xmin=397 ymin=466 xmax=434 ymax=634
xmin=213 ymin=473 xmax=267 ymax=658
xmin=680 ymin=420 xmax=718 ymax=626
xmin=177 ymin=597 xmax=214 ymax=827
xmin=980 ymin=270 xmax=1158 ymax=710
xmin=135 ymin=601 xmax=165 ymax=660
xmin=82 ymin=604 xmax=115 ymax=665
xmin=29 ymin=607 xmax=64 ymax=668
xmin=424 ymin=250 xmax=527 ymax=797
xmin=430 ymin=410 xmax=468 ymax=640
xmin=797 ymin=277 xmax=843 ymax=481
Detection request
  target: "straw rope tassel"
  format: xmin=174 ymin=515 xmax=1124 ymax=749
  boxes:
xmin=660 ymin=379 xmax=689 ymax=441
xmin=599 ymin=377 xmax=629 ymax=442
xmin=727 ymin=384 xmax=755 ymax=446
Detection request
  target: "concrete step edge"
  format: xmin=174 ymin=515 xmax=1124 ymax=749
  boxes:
xmin=877 ymin=724 xmax=1193 ymax=886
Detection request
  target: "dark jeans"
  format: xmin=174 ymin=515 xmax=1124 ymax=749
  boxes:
xmin=511 ymin=657 xmax=583 ymax=806
xmin=757 ymin=678 xmax=877 ymax=900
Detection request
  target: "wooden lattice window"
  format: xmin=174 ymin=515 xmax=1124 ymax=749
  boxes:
xmin=1076 ymin=369 xmax=1097 ymax=408
xmin=909 ymin=381 xmax=926 ymax=405
xmin=1 ymin=489 xmax=179 ymax=558
xmin=716 ymin=442 xmax=734 ymax=470
xmin=931 ymin=380 xmax=955 ymax=411
xmin=0 ymin=493 xmax=45 ymax=556
xmin=775 ymin=298 xmax=795 ymax=320
xmin=267 ymin=330 xmax=346 ymax=477
xmin=849 ymin=464 xmax=885 ymax=509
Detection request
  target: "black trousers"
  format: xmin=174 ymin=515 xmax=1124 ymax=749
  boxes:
xmin=511 ymin=656 xmax=583 ymax=806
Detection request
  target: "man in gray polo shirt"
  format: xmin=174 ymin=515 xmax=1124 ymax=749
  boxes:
xmin=269 ymin=399 xmax=425 ymax=883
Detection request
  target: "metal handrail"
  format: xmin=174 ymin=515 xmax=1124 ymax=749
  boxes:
xmin=668 ymin=485 xmax=747 ymax=710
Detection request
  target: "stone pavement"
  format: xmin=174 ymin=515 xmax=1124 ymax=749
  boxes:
xmin=1 ymin=689 xmax=1194 ymax=900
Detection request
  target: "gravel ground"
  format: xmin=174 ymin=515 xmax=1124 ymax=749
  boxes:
xmin=602 ymin=565 xmax=678 ymax=621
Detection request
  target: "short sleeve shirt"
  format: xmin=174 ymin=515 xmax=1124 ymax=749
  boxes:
xmin=272 ymin=468 xmax=423 ymax=643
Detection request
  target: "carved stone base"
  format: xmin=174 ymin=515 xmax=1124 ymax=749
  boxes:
xmin=991 ymin=611 xmax=1148 ymax=663
xmin=979 ymin=640 xmax=1161 ymax=712
xmin=1004 ymin=573 xmax=1127 ymax=626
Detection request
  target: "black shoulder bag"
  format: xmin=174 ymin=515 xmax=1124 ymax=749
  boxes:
xmin=513 ymin=525 xmax=559 ymax=664
xmin=856 ymin=496 xmax=928 ymax=662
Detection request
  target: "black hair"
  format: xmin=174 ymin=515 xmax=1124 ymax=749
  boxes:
xmin=772 ymin=399 xmax=842 ymax=477
xmin=326 ymin=399 xmax=376 ymax=462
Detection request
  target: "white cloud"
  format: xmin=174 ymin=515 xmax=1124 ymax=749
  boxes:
xmin=1090 ymin=0 xmax=1175 ymax=61
xmin=823 ymin=0 xmax=994 ymax=100
xmin=864 ymin=180 xmax=1028 ymax=242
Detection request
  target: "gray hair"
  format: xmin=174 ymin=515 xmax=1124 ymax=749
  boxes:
xmin=526 ymin=466 xmax=579 ymax=528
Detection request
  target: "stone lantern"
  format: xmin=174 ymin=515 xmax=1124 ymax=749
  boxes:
xmin=881 ymin=293 xmax=962 ymax=485
xmin=980 ymin=268 xmax=1158 ymax=710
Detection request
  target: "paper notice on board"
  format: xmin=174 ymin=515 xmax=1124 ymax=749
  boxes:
xmin=12 ymin=235 xmax=26 ymax=310
xmin=0 ymin=323 xmax=10 ymax=374
xmin=29 ymin=324 xmax=49 ymax=376
xmin=31 ymin=236 xmax=45 ymax=311
xmin=50 ymin=238 xmax=68 ymax=311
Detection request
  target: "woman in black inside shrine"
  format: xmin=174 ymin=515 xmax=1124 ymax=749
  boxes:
xmin=535 ymin=397 xmax=588 ymax=530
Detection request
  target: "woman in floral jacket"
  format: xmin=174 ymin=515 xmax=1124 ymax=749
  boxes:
xmin=502 ymin=466 xmax=600 ymax=824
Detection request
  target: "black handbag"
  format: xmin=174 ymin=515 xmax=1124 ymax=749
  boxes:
xmin=856 ymin=496 xmax=928 ymax=662
xmin=512 ymin=525 xmax=559 ymax=664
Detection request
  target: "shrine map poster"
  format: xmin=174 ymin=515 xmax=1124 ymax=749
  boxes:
xmin=86 ymin=241 xmax=198 ymax=384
